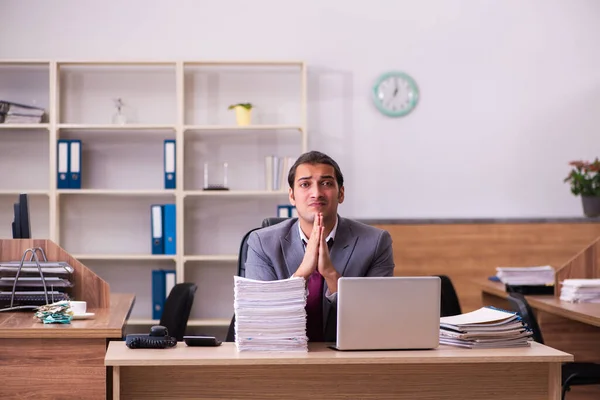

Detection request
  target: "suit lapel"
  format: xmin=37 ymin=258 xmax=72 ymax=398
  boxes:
xmin=330 ymin=217 xmax=357 ymax=277
xmin=282 ymin=220 xmax=304 ymax=277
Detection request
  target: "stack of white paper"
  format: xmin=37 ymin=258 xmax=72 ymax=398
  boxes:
xmin=560 ymin=279 xmax=600 ymax=303
xmin=233 ymin=276 xmax=308 ymax=352
xmin=495 ymin=266 xmax=555 ymax=285
xmin=439 ymin=307 xmax=532 ymax=349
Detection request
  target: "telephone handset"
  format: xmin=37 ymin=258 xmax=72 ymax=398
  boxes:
xmin=125 ymin=325 xmax=177 ymax=349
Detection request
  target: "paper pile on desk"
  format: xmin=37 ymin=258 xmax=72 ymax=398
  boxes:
xmin=560 ymin=279 xmax=600 ymax=303
xmin=495 ymin=266 xmax=555 ymax=285
xmin=233 ymin=276 xmax=308 ymax=352
xmin=439 ymin=307 xmax=532 ymax=349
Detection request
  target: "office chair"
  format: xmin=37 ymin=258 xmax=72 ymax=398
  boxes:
xmin=226 ymin=226 xmax=261 ymax=342
xmin=436 ymin=275 xmax=462 ymax=317
xmin=507 ymin=293 xmax=600 ymax=399
xmin=159 ymin=282 xmax=198 ymax=341
xmin=226 ymin=217 xmax=292 ymax=341
xmin=261 ymin=217 xmax=290 ymax=228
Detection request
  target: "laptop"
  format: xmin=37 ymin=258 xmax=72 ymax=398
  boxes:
xmin=332 ymin=276 xmax=441 ymax=351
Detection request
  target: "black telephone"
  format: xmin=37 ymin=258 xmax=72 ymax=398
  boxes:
xmin=125 ymin=325 xmax=177 ymax=349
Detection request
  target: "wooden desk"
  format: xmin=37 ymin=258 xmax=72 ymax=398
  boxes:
xmin=0 ymin=293 xmax=134 ymax=400
xmin=476 ymin=278 xmax=600 ymax=359
xmin=476 ymin=279 xmax=600 ymax=399
xmin=106 ymin=341 xmax=571 ymax=400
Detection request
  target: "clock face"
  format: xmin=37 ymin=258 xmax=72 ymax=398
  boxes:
xmin=372 ymin=71 xmax=419 ymax=117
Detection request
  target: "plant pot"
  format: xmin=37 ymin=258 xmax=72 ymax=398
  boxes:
xmin=233 ymin=106 xmax=252 ymax=126
xmin=581 ymin=196 xmax=600 ymax=218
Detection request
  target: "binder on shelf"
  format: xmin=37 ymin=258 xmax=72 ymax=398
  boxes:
xmin=277 ymin=205 xmax=296 ymax=218
xmin=279 ymin=156 xmax=296 ymax=190
xmin=57 ymin=140 xmax=70 ymax=189
xmin=152 ymin=269 xmax=176 ymax=320
xmin=151 ymin=205 xmax=164 ymax=255
xmin=265 ymin=155 xmax=273 ymax=191
xmin=277 ymin=205 xmax=291 ymax=218
xmin=164 ymin=139 xmax=176 ymax=189
xmin=163 ymin=204 xmax=176 ymax=255
xmin=69 ymin=140 xmax=82 ymax=189
xmin=265 ymin=155 xmax=296 ymax=191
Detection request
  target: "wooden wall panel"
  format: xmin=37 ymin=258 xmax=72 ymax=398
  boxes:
xmin=372 ymin=223 xmax=600 ymax=312
xmin=554 ymin=238 xmax=600 ymax=295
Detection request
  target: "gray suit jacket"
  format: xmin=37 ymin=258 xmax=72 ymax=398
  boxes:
xmin=244 ymin=216 xmax=395 ymax=342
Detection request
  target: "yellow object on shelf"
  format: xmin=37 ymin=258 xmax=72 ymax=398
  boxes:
xmin=233 ymin=105 xmax=252 ymax=126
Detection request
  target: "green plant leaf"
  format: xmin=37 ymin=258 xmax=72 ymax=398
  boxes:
xmin=228 ymin=103 xmax=253 ymax=110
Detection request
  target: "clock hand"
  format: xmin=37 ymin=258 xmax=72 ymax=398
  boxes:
xmin=393 ymin=79 xmax=399 ymax=97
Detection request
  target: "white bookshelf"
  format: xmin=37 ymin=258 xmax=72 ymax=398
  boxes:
xmin=57 ymin=189 xmax=176 ymax=196
xmin=72 ymin=254 xmax=177 ymax=261
xmin=58 ymin=124 xmax=175 ymax=131
xmin=0 ymin=60 xmax=307 ymax=328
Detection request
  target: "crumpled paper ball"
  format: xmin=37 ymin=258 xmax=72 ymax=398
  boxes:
xmin=34 ymin=300 xmax=73 ymax=324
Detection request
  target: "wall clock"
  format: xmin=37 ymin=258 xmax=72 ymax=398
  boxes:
xmin=372 ymin=71 xmax=419 ymax=117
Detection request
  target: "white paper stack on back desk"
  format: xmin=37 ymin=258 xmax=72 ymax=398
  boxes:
xmin=560 ymin=279 xmax=600 ymax=303
xmin=495 ymin=266 xmax=555 ymax=285
xmin=439 ymin=307 xmax=532 ymax=349
xmin=233 ymin=276 xmax=308 ymax=352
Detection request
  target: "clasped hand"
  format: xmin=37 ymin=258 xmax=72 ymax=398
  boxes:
xmin=295 ymin=213 xmax=337 ymax=281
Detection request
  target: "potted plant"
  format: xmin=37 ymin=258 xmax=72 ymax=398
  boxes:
xmin=564 ymin=158 xmax=600 ymax=217
xmin=228 ymin=103 xmax=253 ymax=126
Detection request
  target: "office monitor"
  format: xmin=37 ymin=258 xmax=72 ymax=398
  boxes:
xmin=12 ymin=193 xmax=31 ymax=239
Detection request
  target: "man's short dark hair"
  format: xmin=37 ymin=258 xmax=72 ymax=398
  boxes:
xmin=287 ymin=151 xmax=344 ymax=189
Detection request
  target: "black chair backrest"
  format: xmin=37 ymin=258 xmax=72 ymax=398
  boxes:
xmin=227 ymin=225 xmax=262 ymax=342
xmin=237 ymin=227 xmax=262 ymax=278
xmin=507 ymin=292 xmax=544 ymax=344
xmin=159 ymin=282 xmax=198 ymax=341
xmin=437 ymin=275 xmax=462 ymax=317
xmin=261 ymin=217 xmax=290 ymax=228
xmin=227 ymin=217 xmax=293 ymax=342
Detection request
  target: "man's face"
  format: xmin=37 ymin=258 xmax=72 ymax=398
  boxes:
xmin=289 ymin=163 xmax=344 ymax=223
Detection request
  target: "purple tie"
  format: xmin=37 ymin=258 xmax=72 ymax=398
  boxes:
xmin=305 ymin=269 xmax=324 ymax=342
xmin=303 ymin=238 xmax=332 ymax=342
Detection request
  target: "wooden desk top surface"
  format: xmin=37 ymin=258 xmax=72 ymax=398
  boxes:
xmin=0 ymin=293 xmax=134 ymax=339
xmin=105 ymin=341 xmax=572 ymax=367
xmin=475 ymin=278 xmax=600 ymax=328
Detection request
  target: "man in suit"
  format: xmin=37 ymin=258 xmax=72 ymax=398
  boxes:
xmin=245 ymin=150 xmax=395 ymax=342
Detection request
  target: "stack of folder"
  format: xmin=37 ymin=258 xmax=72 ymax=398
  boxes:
xmin=0 ymin=100 xmax=45 ymax=123
xmin=439 ymin=307 xmax=532 ymax=349
xmin=233 ymin=276 xmax=308 ymax=352
xmin=0 ymin=262 xmax=73 ymax=309
xmin=560 ymin=279 xmax=600 ymax=303
xmin=495 ymin=266 xmax=555 ymax=286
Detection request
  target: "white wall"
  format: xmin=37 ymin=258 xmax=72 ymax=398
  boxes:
xmin=2 ymin=0 xmax=599 ymax=218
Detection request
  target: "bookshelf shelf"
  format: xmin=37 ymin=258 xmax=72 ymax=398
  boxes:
xmin=184 ymin=190 xmax=288 ymax=197
xmin=184 ymin=255 xmax=237 ymax=262
xmin=184 ymin=60 xmax=304 ymax=66
xmin=0 ymin=190 xmax=50 ymax=196
xmin=0 ymin=124 xmax=50 ymax=130
xmin=0 ymin=59 xmax=307 ymax=326
xmin=57 ymin=189 xmax=176 ymax=196
xmin=58 ymin=124 xmax=176 ymax=131
xmin=72 ymin=254 xmax=176 ymax=261
xmin=128 ymin=318 xmax=231 ymax=327
xmin=184 ymin=125 xmax=303 ymax=132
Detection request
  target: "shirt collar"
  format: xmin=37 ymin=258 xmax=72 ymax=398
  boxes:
xmin=299 ymin=216 xmax=338 ymax=244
